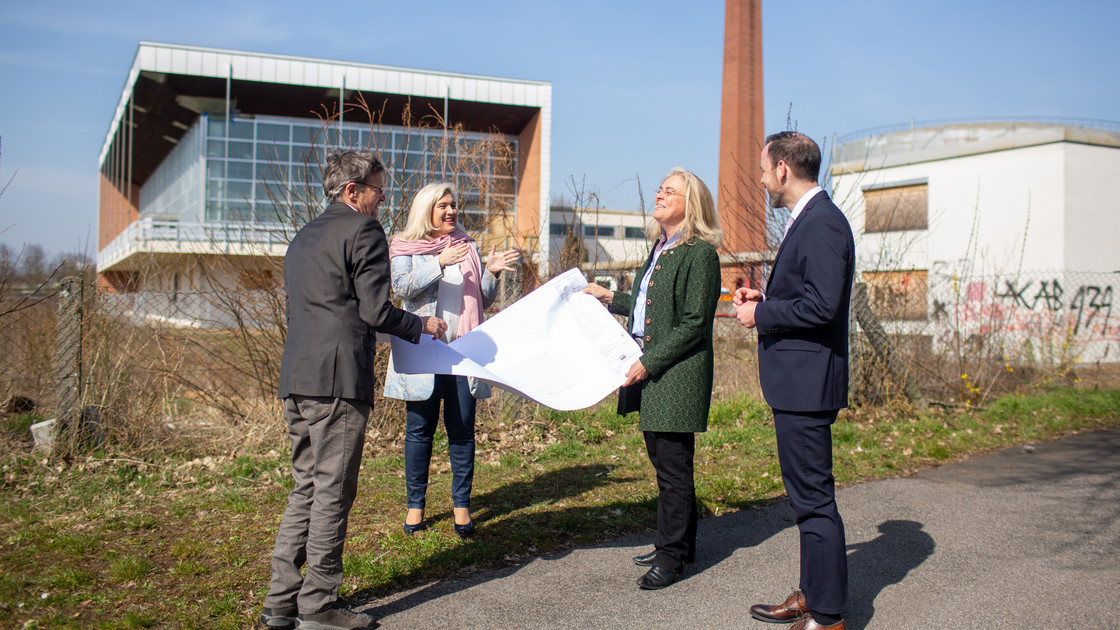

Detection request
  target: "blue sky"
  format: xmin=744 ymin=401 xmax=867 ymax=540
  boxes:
xmin=1 ymin=0 xmax=1117 ymax=256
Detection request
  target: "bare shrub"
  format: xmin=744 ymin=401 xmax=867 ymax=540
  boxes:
xmin=713 ymin=315 xmax=762 ymax=402
xmin=0 ymin=298 xmax=57 ymax=409
xmin=81 ymin=95 xmax=530 ymax=453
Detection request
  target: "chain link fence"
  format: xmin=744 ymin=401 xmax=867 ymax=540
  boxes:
xmin=0 ymin=292 xmax=59 ymax=416
xmin=850 ymin=269 xmax=1120 ymax=404
xmin=2 ymin=267 xmax=1116 ymax=455
xmin=2 ymin=265 xmax=536 ymax=456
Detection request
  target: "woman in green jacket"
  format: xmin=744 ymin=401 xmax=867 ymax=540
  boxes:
xmin=584 ymin=166 xmax=723 ymax=590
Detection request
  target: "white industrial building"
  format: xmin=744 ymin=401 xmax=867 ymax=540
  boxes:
xmin=831 ymin=119 xmax=1120 ymax=363
xmin=548 ymin=207 xmax=652 ymax=290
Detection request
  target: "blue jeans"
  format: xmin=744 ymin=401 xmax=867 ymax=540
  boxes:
xmin=404 ymin=375 xmax=476 ymax=509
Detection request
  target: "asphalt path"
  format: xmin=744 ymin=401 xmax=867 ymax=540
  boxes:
xmin=357 ymin=427 xmax=1120 ymax=629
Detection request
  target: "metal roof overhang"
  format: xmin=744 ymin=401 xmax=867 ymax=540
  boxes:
xmin=100 ymin=42 xmax=550 ymax=187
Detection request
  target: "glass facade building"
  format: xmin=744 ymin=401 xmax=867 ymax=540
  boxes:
xmin=97 ymin=43 xmax=551 ymax=291
xmin=139 ymin=114 xmax=518 ymax=233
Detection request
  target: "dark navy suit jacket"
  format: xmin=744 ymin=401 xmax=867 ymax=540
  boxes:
xmin=755 ymin=191 xmax=855 ymax=412
xmin=278 ymin=202 xmax=421 ymax=403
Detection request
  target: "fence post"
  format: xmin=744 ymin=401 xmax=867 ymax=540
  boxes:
xmin=851 ymin=282 xmax=928 ymax=410
xmin=54 ymin=276 xmax=83 ymax=454
xmin=498 ymin=263 xmax=523 ymax=310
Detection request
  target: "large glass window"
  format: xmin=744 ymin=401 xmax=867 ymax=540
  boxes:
xmin=225 ymin=161 xmax=253 ymax=180
xmin=200 ymin=114 xmax=518 ymax=229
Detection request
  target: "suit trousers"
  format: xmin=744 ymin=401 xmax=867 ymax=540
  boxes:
xmin=643 ymin=431 xmax=697 ymax=573
xmin=773 ymin=408 xmax=848 ymax=617
xmin=266 ymin=395 xmax=370 ymax=614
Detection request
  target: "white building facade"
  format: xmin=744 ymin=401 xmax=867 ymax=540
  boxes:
xmin=548 ymin=207 xmax=652 ymax=291
xmin=831 ymin=120 xmax=1120 ymax=363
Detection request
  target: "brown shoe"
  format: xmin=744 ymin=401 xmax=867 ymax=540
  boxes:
xmin=749 ymin=590 xmax=809 ymax=623
xmin=789 ymin=616 xmax=845 ymax=630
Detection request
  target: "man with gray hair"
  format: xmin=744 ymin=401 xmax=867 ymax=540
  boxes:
xmin=261 ymin=150 xmax=446 ymax=630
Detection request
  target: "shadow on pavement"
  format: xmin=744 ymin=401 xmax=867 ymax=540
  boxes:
xmin=353 ymin=463 xmax=637 ymax=616
xmin=845 ymin=519 xmax=935 ymax=630
xmin=676 ymin=499 xmax=796 ymax=586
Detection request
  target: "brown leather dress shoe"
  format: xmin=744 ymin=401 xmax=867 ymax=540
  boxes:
xmin=749 ymin=590 xmax=809 ymax=623
xmin=788 ymin=616 xmax=845 ymax=630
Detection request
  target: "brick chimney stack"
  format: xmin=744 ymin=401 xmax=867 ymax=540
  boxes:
xmin=717 ymin=0 xmax=766 ymax=290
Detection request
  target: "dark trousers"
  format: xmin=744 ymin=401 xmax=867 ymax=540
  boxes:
xmin=643 ymin=430 xmax=697 ymax=573
xmin=774 ymin=408 xmax=848 ymax=617
xmin=404 ymin=375 xmax=477 ymax=509
xmin=267 ymin=395 xmax=370 ymax=615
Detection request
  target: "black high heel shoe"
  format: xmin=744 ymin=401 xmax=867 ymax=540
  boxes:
xmin=403 ymin=520 xmax=426 ymax=535
xmin=453 ymin=520 xmax=474 ymax=537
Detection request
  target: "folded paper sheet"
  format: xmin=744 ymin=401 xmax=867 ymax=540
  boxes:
xmin=389 ymin=268 xmax=642 ymax=410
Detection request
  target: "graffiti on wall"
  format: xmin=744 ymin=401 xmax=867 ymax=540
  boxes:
xmin=929 ymin=273 xmax=1120 ymax=362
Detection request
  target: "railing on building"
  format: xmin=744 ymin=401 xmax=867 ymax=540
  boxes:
xmin=835 ymin=116 xmax=1120 ymax=148
xmin=98 ymin=217 xmax=296 ymax=269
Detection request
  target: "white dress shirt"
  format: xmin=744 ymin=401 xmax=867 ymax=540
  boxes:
xmin=631 ymin=230 xmax=681 ymax=338
xmin=781 ymin=185 xmax=823 ymax=242
xmin=436 ymin=264 xmax=464 ymax=343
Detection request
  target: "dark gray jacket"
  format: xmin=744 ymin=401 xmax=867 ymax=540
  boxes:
xmin=278 ymin=202 xmax=421 ymax=403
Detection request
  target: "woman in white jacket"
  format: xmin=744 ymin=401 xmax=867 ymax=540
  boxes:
xmin=384 ymin=182 xmax=518 ymax=536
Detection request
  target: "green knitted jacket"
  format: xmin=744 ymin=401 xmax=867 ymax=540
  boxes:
xmin=609 ymin=238 xmax=720 ymax=433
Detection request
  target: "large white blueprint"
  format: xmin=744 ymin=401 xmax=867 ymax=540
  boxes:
xmin=389 ymin=268 xmax=642 ymax=410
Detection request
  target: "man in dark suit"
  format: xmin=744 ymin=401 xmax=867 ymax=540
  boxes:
xmin=733 ymin=132 xmax=855 ymax=630
xmin=261 ymin=151 xmax=445 ymax=630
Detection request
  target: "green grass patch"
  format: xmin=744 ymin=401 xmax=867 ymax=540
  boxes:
xmin=537 ymin=440 xmax=587 ymax=461
xmin=48 ymin=566 xmax=97 ymax=589
xmin=117 ymin=610 xmax=158 ymax=629
xmin=108 ymin=554 xmax=153 ymax=582
xmin=0 ymin=387 xmax=1117 ymax=627
xmin=220 ymin=489 xmax=256 ymax=513
xmin=1 ymin=411 xmax=43 ymax=434
xmin=171 ymin=559 xmax=207 ymax=577
xmin=51 ymin=531 xmax=100 ymax=556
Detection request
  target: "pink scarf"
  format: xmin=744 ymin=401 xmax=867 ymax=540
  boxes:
xmin=389 ymin=229 xmax=483 ymax=339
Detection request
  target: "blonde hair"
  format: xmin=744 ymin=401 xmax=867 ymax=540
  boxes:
xmin=397 ymin=182 xmax=459 ymax=241
xmin=646 ymin=167 xmax=723 ymax=248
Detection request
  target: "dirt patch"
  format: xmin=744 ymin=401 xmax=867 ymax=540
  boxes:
xmin=1073 ymin=363 xmax=1120 ymax=389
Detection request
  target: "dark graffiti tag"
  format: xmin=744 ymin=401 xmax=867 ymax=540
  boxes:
xmin=1070 ymin=285 xmax=1114 ymax=337
xmin=995 ymin=279 xmax=1064 ymax=311
xmin=959 ymin=279 xmax=1119 ymax=341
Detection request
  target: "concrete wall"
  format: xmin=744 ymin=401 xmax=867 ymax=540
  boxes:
xmin=831 ymin=129 xmax=1120 ymax=363
xmin=1064 ymin=143 xmax=1120 ymax=272
xmin=833 ymin=142 xmax=1076 ymax=279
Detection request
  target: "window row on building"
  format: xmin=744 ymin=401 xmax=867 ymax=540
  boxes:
xmin=548 ymin=222 xmax=647 ymax=240
xmin=139 ymin=113 xmax=518 ymax=233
